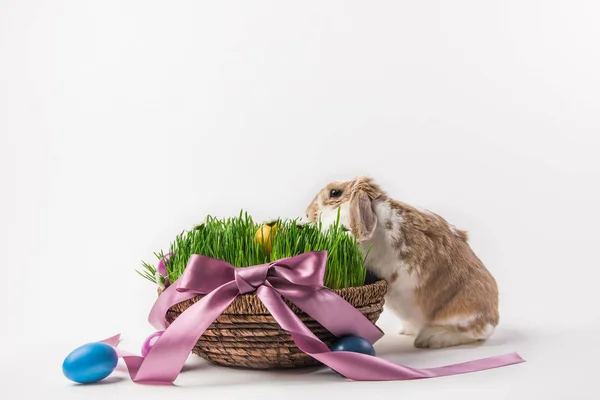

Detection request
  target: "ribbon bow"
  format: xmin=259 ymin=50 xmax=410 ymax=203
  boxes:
xmin=102 ymin=251 xmax=524 ymax=385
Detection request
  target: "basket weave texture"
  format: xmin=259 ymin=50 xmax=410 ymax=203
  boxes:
xmin=160 ymin=279 xmax=388 ymax=369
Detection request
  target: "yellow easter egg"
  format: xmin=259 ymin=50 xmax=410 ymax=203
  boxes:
xmin=255 ymin=224 xmax=277 ymax=252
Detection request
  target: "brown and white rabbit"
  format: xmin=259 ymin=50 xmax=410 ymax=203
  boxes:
xmin=305 ymin=176 xmax=499 ymax=349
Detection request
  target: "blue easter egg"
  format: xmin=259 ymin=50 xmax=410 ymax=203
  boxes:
xmin=62 ymin=342 xmax=118 ymax=384
xmin=330 ymin=335 xmax=376 ymax=356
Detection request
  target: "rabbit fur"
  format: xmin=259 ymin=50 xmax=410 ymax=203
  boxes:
xmin=305 ymin=176 xmax=499 ymax=349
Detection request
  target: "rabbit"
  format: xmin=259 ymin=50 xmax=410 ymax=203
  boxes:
xmin=305 ymin=176 xmax=499 ymax=349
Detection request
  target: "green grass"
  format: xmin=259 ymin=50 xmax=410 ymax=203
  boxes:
xmin=137 ymin=210 xmax=368 ymax=289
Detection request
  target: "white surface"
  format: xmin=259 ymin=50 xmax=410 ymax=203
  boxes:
xmin=1 ymin=1 xmax=599 ymax=399
xmin=2 ymin=312 xmax=598 ymax=400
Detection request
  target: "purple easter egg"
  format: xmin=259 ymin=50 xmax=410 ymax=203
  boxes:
xmin=157 ymin=258 xmax=167 ymax=276
xmin=141 ymin=331 xmax=164 ymax=357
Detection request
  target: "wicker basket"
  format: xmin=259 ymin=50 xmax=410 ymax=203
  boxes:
xmin=160 ymin=279 xmax=388 ymax=369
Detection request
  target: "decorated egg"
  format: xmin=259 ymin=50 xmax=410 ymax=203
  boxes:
xmin=141 ymin=330 xmax=164 ymax=357
xmin=330 ymin=335 xmax=376 ymax=356
xmin=62 ymin=342 xmax=118 ymax=384
xmin=255 ymin=224 xmax=277 ymax=252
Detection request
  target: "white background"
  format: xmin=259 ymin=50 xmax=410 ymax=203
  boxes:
xmin=2 ymin=1 xmax=599 ymax=399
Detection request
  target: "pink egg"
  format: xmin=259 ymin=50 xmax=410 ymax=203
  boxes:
xmin=157 ymin=258 xmax=167 ymax=276
xmin=157 ymin=253 xmax=172 ymax=277
xmin=141 ymin=331 xmax=164 ymax=357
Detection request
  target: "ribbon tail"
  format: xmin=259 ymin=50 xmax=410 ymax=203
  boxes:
xmin=100 ymin=334 xmax=121 ymax=347
xmin=257 ymin=286 xmax=525 ymax=381
xmin=98 ymin=334 xmax=151 ymax=381
xmin=100 ymin=281 xmax=240 ymax=385
xmin=278 ymin=284 xmax=384 ymax=344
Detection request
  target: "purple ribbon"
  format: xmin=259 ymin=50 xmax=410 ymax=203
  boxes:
xmin=101 ymin=251 xmax=524 ymax=384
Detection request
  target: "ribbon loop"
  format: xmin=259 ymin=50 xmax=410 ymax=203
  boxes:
xmin=176 ymin=255 xmax=235 ymax=294
xmin=269 ymin=251 xmax=328 ymax=288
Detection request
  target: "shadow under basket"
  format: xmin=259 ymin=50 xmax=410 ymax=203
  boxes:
xmin=159 ymin=279 xmax=388 ymax=369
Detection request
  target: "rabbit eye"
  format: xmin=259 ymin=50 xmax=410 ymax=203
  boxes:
xmin=329 ymin=189 xmax=343 ymax=198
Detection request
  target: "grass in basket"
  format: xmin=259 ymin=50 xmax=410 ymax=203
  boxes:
xmin=137 ymin=210 xmax=368 ymax=290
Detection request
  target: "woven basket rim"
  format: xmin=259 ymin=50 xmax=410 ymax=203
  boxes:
xmin=160 ymin=279 xmax=388 ymax=316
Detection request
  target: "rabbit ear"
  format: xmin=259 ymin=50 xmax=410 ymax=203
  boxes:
xmin=349 ymin=189 xmax=377 ymax=242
